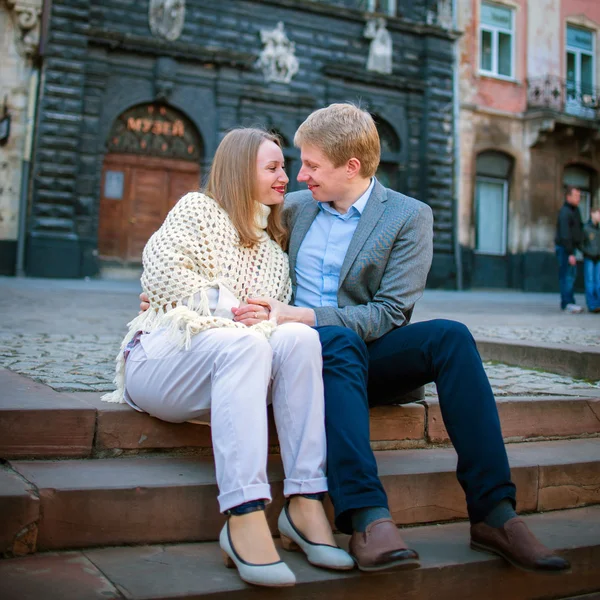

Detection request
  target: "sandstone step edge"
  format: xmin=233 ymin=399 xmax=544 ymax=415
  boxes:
xmin=1 ymin=375 xmax=599 ymax=458
xmin=0 ymin=506 xmax=599 ymax=600
xmin=3 ymin=438 xmax=599 ymax=552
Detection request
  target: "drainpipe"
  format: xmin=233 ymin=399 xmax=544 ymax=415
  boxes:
xmin=451 ymin=0 xmax=464 ymax=289
xmin=15 ymin=66 xmax=39 ymax=277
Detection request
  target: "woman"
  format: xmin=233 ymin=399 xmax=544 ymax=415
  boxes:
xmin=103 ymin=128 xmax=353 ymax=587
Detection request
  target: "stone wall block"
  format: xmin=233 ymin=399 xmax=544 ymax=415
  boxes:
xmin=34 ymin=203 xmax=75 ymax=219
xmin=45 ymin=44 xmax=87 ymax=61
xmin=45 ymin=58 xmax=86 ymax=74
xmin=39 ymin=135 xmax=80 ymax=152
xmin=31 ymin=216 xmax=75 ymax=231
xmin=36 ymin=189 xmax=75 ymax=203
xmin=52 ymin=4 xmax=89 ymax=21
xmin=45 ymin=84 xmax=85 ymax=99
xmin=36 ymin=163 xmax=78 ymax=178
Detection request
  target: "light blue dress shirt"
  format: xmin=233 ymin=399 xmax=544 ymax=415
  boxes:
xmin=294 ymin=178 xmax=375 ymax=312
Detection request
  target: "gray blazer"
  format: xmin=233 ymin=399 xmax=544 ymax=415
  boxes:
xmin=284 ymin=180 xmax=433 ymax=343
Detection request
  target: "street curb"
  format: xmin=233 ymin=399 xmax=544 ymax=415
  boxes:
xmin=475 ymin=337 xmax=600 ymax=381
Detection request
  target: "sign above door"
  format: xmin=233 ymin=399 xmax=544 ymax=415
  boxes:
xmin=107 ymin=104 xmax=202 ymax=161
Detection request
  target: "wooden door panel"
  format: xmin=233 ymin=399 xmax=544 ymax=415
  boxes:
xmin=99 ymin=153 xmax=201 ymax=263
xmin=168 ymin=171 xmax=200 ymax=210
xmin=98 ymin=167 xmax=128 ymax=259
xmin=126 ymin=168 xmax=168 ymax=261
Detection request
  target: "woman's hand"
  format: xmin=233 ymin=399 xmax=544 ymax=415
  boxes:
xmin=139 ymin=292 xmax=150 ymax=314
xmin=240 ymin=298 xmax=316 ymax=327
xmin=231 ymin=301 xmax=272 ymax=326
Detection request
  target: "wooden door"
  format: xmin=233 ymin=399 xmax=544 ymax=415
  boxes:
xmin=126 ymin=167 xmax=168 ymax=261
xmin=99 ymin=154 xmax=200 ymax=263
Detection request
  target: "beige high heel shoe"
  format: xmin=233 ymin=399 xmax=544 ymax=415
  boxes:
xmin=219 ymin=520 xmax=296 ymax=587
xmin=278 ymin=504 xmax=355 ymax=570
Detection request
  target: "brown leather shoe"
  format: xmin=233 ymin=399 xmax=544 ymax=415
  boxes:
xmin=349 ymin=518 xmax=420 ymax=572
xmin=471 ymin=517 xmax=571 ymax=573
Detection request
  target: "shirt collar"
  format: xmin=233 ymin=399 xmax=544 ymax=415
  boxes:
xmin=318 ymin=178 xmax=375 ymax=217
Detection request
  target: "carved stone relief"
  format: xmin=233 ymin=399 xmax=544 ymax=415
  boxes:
xmin=427 ymin=0 xmax=453 ymax=29
xmin=5 ymin=0 xmax=42 ymax=56
xmin=149 ymin=0 xmax=186 ymax=42
xmin=255 ymin=22 xmax=299 ymax=84
xmin=364 ymin=18 xmax=392 ymax=75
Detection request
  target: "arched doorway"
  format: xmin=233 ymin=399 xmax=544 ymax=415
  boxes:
xmin=98 ymin=104 xmax=203 ymax=263
xmin=373 ymin=116 xmax=402 ymax=191
xmin=471 ymin=150 xmax=514 ymax=288
xmin=563 ymin=164 xmax=596 ymax=223
xmin=474 ymin=150 xmax=513 ymax=256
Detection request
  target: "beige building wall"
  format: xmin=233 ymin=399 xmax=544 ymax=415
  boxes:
xmin=457 ymin=0 xmax=528 ymax=252
xmin=458 ymin=0 xmax=600 ymax=281
xmin=527 ymin=0 xmax=560 ymax=78
xmin=0 ymin=0 xmax=41 ymax=246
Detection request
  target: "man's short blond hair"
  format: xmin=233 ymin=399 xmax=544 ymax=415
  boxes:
xmin=294 ymin=103 xmax=381 ymax=178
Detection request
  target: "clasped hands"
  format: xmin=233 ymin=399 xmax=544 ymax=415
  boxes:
xmin=138 ymin=292 xmax=290 ymax=326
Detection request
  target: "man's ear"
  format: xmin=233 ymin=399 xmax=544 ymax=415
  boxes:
xmin=346 ymin=157 xmax=362 ymax=179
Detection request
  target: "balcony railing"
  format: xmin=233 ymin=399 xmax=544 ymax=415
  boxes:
xmin=527 ymin=75 xmax=600 ymax=121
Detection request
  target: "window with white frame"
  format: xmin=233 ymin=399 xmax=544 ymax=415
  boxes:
xmin=475 ymin=151 xmax=512 ymax=255
xmin=566 ymin=25 xmax=596 ymax=116
xmin=367 ymin=0 xmax=396 ymax=16
xmin=480 ymin=2 xmax=514 ymax=79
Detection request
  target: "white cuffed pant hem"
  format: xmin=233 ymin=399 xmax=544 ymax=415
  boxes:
xmin=283 ymin=477 xmax=328 ymax=498
xmin=218 ymin=483 xmax=272 ymax=513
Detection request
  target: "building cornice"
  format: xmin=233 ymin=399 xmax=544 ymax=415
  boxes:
xmin=253 ymin=0 xmax=460 ymax=40
xmin=323 ymin=64 xmax=425 ymax=93
xmin=87 ymin=27 xmax=255 ymax=69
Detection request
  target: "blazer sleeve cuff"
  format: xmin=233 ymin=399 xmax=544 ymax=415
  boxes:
xmin=313 ymin=306 xmax=343 ymax=327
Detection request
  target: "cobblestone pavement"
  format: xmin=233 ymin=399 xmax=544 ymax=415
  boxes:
xmin=1 ymin=277 xmax=599 ymax=396
xmin=468 ymin=326 xmax=600 ymax=348
xmin=0 ymin=329 xmax=597 ymax=395
xmin=414 ymin=290 xmax=600 ymax=347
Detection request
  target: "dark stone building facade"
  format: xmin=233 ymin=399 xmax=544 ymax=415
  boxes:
xmin=27 ymin=0 xmax=457 ymax=286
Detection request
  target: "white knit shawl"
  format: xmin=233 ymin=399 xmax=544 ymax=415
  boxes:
xmin=102 ymin=191 xmax=292 ymax=403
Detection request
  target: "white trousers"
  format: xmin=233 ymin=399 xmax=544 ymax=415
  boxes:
xmin=124 ymin=323 xmax=327 ymax=512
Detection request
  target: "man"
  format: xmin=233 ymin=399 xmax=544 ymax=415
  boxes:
xmin=583 ymin=206 xmax=600 ymax=313
xmin=141 ymin=105 xmax=570 ymax=574
xmin=555 ymin=186 xmax=584 ymax=314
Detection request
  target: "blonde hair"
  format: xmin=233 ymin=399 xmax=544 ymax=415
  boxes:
xmin=205 ymin=128 xmax=288 ymax=249
xmin=294 ymin=103 xmax=380 ymax=177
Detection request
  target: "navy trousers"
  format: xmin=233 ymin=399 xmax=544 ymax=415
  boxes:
xmin=556 ymin=245 xmax=577 ymax=309
xmin=317 ymin=319 xmax=516 ymax=534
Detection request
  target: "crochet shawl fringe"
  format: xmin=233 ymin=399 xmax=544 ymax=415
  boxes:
xmin=101 ymin=288 xmax=276 ymax=404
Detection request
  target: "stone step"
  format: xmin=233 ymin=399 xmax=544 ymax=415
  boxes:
xmin=2 ymin=438 xmax=599 ymax=555
xmin=0 ymin=506 xmax=599 ymax=600
xmin=1 ymin=370 xmax=598 ymax=459
xmin=475 ymin=336 xmax=600 ymax=381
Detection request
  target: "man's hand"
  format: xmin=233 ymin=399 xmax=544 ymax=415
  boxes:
xmin=568 ymin=255 xmax=577 ymax=267
xmin=235 ymin=297 xmax=316 ymax=327
xmin=139 ymin=292 xmax=150 ymax=314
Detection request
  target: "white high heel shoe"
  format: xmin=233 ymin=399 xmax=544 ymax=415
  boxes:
xmin=278 ymin=504 xmax=355 ymax=570
xmin=219 ymin=521 xmax=296 ymax=587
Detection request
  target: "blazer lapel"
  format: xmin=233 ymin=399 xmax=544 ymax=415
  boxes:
xmin=288 ymin=201 xmax=320 ymax=279
xmin=339 ymin=181 xmax=387 ymax=285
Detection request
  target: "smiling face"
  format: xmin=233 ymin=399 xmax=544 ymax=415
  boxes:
xmin=296 ymin=143 xmax=351 ymax=204
xmin=255 ymin=140 xmax=288 ymax=206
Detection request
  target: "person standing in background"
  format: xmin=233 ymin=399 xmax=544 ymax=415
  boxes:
xmin=583 ymin=206 xmax=600 ymax=313
xmin=555 ymin=186 xmax=584 ymax=314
